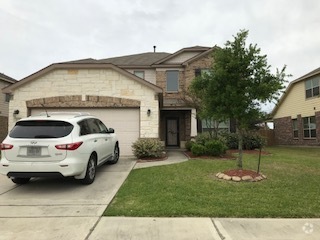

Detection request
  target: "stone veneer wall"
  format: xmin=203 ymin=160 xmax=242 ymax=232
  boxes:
xmin=0 ymin=116 xmax=8 ymax=142
xmin=274 ymin=111 xmax=320 ymax=146
xmin=26 ymin=95 xmax=140 ymax=108
xmin=9 ymin=69 xmax=159 ymax=139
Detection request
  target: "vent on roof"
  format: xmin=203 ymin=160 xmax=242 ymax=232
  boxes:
xmin=153 ymin=46 xmax=156 ymax=53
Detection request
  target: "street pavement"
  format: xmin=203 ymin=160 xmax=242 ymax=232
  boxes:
xmin=0 ymin=151 xmax=319 ymax=240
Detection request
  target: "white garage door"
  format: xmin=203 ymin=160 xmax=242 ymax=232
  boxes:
xmin=31 ymin=108 xmax=140 ymax=156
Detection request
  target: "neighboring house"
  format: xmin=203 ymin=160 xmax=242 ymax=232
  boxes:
xmin=272 ymin=67 xmax=320 ymax=146
xmin=0 ymin=73 xmax=17 ymax=142
xmin=2 ymin=46 xmax=232 ymax=155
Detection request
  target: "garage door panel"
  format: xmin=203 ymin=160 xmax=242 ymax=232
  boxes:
xmin=31 ymin=108 xmax=140 ymax=156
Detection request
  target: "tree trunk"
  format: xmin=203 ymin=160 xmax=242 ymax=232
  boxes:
xmin=237 ymin=128 xmax=243 ymax=169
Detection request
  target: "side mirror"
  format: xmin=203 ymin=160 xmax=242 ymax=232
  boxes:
xmin=108 ymin=128 xmax=115 ymax=133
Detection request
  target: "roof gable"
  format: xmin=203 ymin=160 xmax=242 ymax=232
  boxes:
xmin=153 ymin=46 xmax=212 ymax=65
xmin=272 ymin=66 xmax=320 ymax=117
xmin=2 ymin=63 xmax=162 ymax=94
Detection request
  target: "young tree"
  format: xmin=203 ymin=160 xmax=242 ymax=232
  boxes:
xmin=190 ymin=29 xmax=288 ymax=169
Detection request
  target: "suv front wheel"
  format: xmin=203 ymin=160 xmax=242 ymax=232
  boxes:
xmin=108 ymin=144 xmax=119 ymax=165
xmin=80 ymin=154 xmax=96 ymax=185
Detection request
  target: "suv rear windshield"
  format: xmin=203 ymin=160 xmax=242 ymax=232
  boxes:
xmin=9 ymin=120 xmax=74 ymax=139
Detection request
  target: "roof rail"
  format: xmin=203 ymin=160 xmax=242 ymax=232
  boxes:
xmin=35 ymin=112 xmax=91 ymax=117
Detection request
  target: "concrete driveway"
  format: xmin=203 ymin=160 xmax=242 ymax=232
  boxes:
xmin=0 ymin=158 xmax=136 ymax=240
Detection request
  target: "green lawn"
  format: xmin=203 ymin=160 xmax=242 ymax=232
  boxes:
xmin=104 ymin=146 xmax=320 ymax=218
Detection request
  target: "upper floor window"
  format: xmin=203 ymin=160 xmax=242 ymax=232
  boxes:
xmin=305 ymin=78 xmax=319 ymax=98
xmin=195 ymin=68 xmax=211 ymax=77
xmin=303 ymin=116 xmax=316 ymax=138
xmin=5 ymin=93 xmax=11 ymax=102
xmin=166 ymin=70 xmax=179 ymax=92
xmin=292 ymin=119 xmax=298 ymax=138
xmin=134 ymin=71 xmax=145 ymax=79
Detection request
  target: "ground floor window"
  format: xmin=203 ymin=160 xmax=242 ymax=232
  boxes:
xmin=292 ymin=119 xmax=298 ymax=138
xmin=303 ymin=116 xmax=316 ymax=138
xmin=202 ymin=119 xmax=230 ymax=135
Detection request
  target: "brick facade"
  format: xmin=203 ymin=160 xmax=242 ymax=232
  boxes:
xmin=274 ymin=111 xmax=320 ymax=146
xmin=0 ymin=116 xmax=8 ymax=142
xmin=184 ymin=53 xmax=213 ymax=89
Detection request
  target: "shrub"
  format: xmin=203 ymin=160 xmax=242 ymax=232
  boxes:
xmin=223 ymin=132 xmax=266 ymax=150
xmin=191 ymin=144 xmax=207 ymax=156
xmin=243 ymin=132 xmax=266 ymax=150
xmin=132 ymin=138 xmax=165 ymax=159
xmin=185 ymin=140 xmax=195 ymax=151
xmin=205 ymin=140 xmax=227 ymax=156
xmin=223 ymin=132 xmax=239 ymax=149
xmin=194 ymin=132 xmax=213 ymax=145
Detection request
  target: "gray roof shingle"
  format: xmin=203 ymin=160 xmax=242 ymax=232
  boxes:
xmin=100 ymin=52 xmax=171 ymax=66
xmin=0 ymin=72 xmax=17 ymax=83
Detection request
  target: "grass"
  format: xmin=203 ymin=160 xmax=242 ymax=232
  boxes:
xmin=104 ymin=146 xmax=320 ymax=218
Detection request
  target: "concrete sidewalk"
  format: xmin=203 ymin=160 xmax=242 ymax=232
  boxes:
xmin=89 ymin=217 xmax=320 ymax=240
xmin=134 ymin=150 xmax=189 ymax=169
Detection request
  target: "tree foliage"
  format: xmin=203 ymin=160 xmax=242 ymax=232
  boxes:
xmin=189 ymin=29 xmax=289 ymax=168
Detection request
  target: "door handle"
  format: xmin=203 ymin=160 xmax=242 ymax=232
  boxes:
xmin=94 ymin=139 xmax=97 ymax=143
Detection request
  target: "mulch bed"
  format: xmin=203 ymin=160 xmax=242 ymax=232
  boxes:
xmin=223 ymin=169 xmax=261 ymax=179
xmin=185 ymin=149 xmax=270 ymax=160
xmin=136 ymin=155 xmax=168 ymax=162
xmin=185 ymin=149 xmax=269 ymax=181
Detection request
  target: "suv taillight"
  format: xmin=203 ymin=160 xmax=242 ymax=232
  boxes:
xmin=0 ymin=143 xmax=14 ymax=150
xmin=55 ymin=142 xmax=83 ymax=151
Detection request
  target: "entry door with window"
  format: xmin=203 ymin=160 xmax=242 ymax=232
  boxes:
xmin=166 ymin=118 xmax=179 ymax=146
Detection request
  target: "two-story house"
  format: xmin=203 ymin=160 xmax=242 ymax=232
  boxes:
xmin=272 ymin=67 xmax=320 ymax=145
xmin=2 ymin=46 xmax=232 ymax=155
xmin=0 ymin=73 xmax=17 ymax=142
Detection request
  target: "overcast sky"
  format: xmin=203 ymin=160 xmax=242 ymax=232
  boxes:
xmin=1 ymin=0 xmax=319 ymax=84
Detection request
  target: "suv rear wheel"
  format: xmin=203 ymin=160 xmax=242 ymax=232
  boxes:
xmin=80 ymin=154 xmax=96 ymax=185
xmin=11 ymin=177 xmax=31 ymax=184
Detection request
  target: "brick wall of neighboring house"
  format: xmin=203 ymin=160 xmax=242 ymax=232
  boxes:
xmin=274 ymin=111 xmax=320 ymax=146
xmin=0 ymin=116 xmax=8 ymax=142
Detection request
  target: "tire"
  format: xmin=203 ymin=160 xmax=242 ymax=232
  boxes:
xmin=108 ymin=144 xmax=119 ymax=165
xmin=11 ymin=177 xmax=30 ymax=184
xmin=80 ymin=154 xmax=96 ymax=185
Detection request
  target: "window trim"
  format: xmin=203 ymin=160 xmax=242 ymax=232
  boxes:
xmin=303 ymin=116 xmax=316 ymax=139
xmin=166 ymin=70 xmax=179 ymax=92
xmin=305 ymin=78 xmax=320 ymax=99
xmin=292 ymin=119 xmax=298 ymax=139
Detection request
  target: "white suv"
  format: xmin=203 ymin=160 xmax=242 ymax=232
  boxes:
xmin=0 ymin=112 xmax=119 ymax=185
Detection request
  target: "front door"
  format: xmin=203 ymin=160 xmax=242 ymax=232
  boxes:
xmin=166 ymin=118 xmax=179 ymax=146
